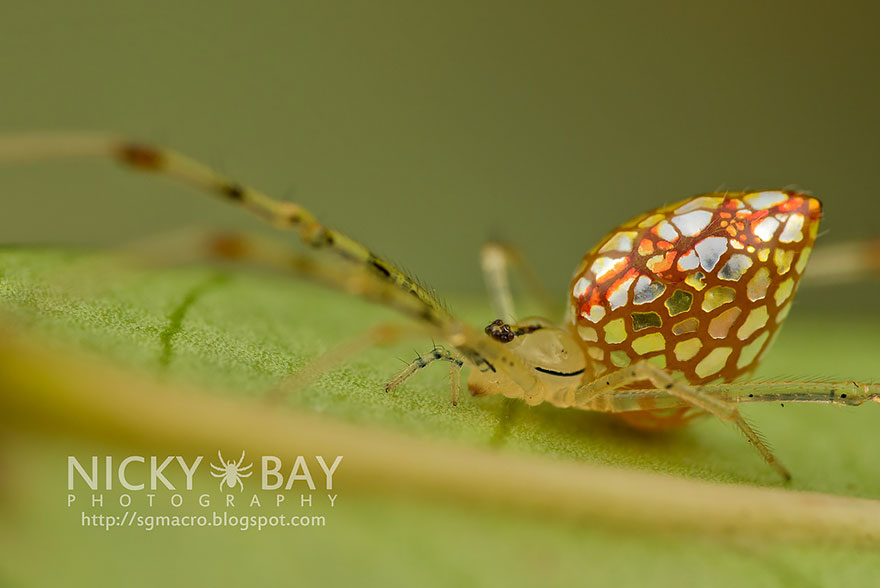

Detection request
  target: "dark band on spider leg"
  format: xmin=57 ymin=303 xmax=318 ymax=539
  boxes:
xmin=110 ymin=140 xmax=496 ymax=380
xmin=411 ymin=350 xmax=463 ymax=371
xmin=117 ymin=143 xmax=164 ymax=170
xmin=32 ymin=135 xmax=528 ymax=391
xmin=220 ymin=183 xmax=246 ymax=201
xmin=306 ymin=229 xmax=334 ymax=248
xmin=209 ymin=234 xmax=249 ymax=259
xmin=460 ymin=346 xmax=496 ymax=373
xmin=369 ymin=255 xmax=392 ymax=278
xmin=513 ymin=325 xmax=544 ymax=336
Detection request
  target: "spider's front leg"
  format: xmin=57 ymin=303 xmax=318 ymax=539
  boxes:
xmin=572 ymin=361 xmax=792 ymax=480
xmin=273 ymin=323 xmax=466 ymax=407
xmin=0 ymin=133 xmax=547 ymax=406
xmin=109 ymin=229 xmax=539 ymax=407
xmin=385 ymin=347 xmax=465 ymax=405
xmin=269 ymin=323 xmax=427 ymax=404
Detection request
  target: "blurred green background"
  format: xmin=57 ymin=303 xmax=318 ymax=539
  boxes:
xmin=2 ymin=2 xmax=880 ymax=587
xmin=1 ymin=1 xmax=878 ymax=300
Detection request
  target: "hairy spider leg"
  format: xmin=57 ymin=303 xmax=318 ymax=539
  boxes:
xmin=267 ymin=323 xmax=428 ymax=404
xmin=276 ymin=235 xmax=561 ymax=405
xmin=572 ymin=360 xmax=793 ymax=479
xmin=206 ymin=231 xmax=541 ymax=402
xmin=210 ymin=235 xmax=468 ymax=404
xmin=371 ymin=238 xmax=561 ymax=403
xmin=0 ymin=132 xmax=546 ymax=403
xmin=3 ymin=133 xmax=877 ymax=480
xmin=385 ymin=347 xmax=464 ymax=405
xmin=569 ymin=379 xmax=878 ymax=414
xmin=477 ymin=228 xmax=878 ymax=422
xmin=561 ymin=190 xmax=880 ymax=478
xmin=125 ymin=228 xmax=538 ymax=405
xmin=0 ymin=132 xmax=446 ymax=320
xmin=381 ymin=239 xmax=556 ymax=400
xmin=385 ymin=239 xmax=554 ymax=402
xmin=282 ymin=237 xmax=559 ymax=405
xmin=163 ymin=230 xmax=546 ymax=405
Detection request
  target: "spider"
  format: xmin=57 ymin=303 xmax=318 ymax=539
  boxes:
xmin=210 ymin=450 xmax=253 ymax=492
xmin=0 ymin=132 xmax=877 ymax=480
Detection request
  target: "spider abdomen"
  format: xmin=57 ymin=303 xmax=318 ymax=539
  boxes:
xmin=569 ymin=191 xmax=821 ymax=385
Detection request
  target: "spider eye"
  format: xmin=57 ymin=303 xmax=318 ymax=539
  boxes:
xmin=484 ymin=320 xmax=515 ymax=343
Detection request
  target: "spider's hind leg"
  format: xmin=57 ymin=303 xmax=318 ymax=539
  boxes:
xmin=573 ymin=361 xmax=792 ymax=480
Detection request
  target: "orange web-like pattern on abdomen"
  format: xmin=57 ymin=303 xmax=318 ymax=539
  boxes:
xmin=568 ymin=191 xmax=822 ymax=386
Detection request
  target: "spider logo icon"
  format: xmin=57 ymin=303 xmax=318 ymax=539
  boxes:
xmin=209 ymin=450 xmax=253 ymax=491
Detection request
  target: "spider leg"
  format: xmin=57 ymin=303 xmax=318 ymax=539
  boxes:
xmin=480 ymin=241 xmax=557 ymax=321
xmin=210 ymin=470 xmax=224 ymax=477
xmin=268 ymin=322 xmax=427 ymax=404
xmin=802 ymin=238 xmax=880 ymax=286
xmin=201 ymin=232 xmax=544 ymax=405
xmin=576 ymin=379 xmax=879 ymax=413
xmin=134 ymin=229 xmax=545 ymax=404
xmin=0 ymin=132 xmax=448 ymax=324
xmin=699 ymin=379 xmax=878 ymax=406
xmin=171 ymin=230 xmax=545 ymax=403
xmin=480 ymin=243 xmax=516 ymax=321
xmin=236 ymin=449 xmax=246 ymax=467
xmin=0 ymin=134 xmax=544 ymax=404
xmin=572 ymin=361 xmax=792 ymax=480
xmin=385 ymin=346 xmax=464 ymax=406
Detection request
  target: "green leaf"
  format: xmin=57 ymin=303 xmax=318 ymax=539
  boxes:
xmin=1 ymin=248 xmax=879 ymax=588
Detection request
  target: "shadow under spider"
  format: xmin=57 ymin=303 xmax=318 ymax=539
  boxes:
xmin=475 ymin=394 xmax=747 ymax=478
